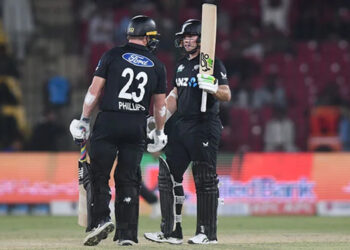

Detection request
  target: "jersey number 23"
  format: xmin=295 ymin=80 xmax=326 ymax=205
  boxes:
xmin=119 ymin=67 xmax=147 ymax=103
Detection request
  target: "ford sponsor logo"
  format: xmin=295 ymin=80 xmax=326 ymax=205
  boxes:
xmin=122 ymin=53 xmax=154 ymax=67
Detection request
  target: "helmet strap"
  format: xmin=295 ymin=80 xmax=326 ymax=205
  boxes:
xmin=186 ymin=37 xmax=200 ymax=55
xmin=187 ymin=45 xmax=199 ymax=55
xmin=146 ymin=37 xmax=159 ymax=52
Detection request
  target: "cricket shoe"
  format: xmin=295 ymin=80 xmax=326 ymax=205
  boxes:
xmin=83 ymin=221 xmax=114 ymax=246
xmin=144 ymin=232 xmax=183 ymax=244
xmin=117 ymin=240 xmax=137 ymax=246
xmin=188 ymin=233 xmax=218 ymax=244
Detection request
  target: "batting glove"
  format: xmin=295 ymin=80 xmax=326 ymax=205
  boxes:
xmin=69 ymin=118 xmax=90 ymax=143
xmin=197 ymin=73 xmax=218 ymax=94
xmin=147 ymin=129 xmax=167 ymax=153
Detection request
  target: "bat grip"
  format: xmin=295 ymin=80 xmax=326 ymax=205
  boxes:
xmin=201 ymin=90 xmax=207 ymax=112
xmin=80 ymin=141 xmax=87 ymax=162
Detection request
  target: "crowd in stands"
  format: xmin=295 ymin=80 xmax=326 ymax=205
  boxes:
xmin=0 ymin=14 xmax=26 ymax=151
xmin=0 ymin=0 xmax=349 ymax=152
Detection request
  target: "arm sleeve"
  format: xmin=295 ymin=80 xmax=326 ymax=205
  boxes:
xmin=154 ymin=63 xmax=167 ymax=94
xmin=213 ymin=59 xmax=229 ymax=86
xmin=94 ymin=51 xmax=111 ymax=79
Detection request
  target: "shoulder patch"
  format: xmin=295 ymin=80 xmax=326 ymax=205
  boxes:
xmin=122 ymin=53 xmax=154 ymax=67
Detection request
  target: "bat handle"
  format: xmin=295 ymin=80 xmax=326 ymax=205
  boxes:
xmin=201 ymin=90 xmax=207 ymax=112
xmin=80 ymin=141 xmax=87 ymax=161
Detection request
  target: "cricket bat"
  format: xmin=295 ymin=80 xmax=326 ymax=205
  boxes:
xmin=78 ymin=142 xmax=88 ymax=227
xmin=200 ymin=1 xmax=217 ymax=112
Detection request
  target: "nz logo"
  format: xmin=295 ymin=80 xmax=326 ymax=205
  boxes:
xmin=122 ymin=53 xmax=154 ymax=67
xmin=188 ymin=77 xmax=198 ymax=87
xmin=200 ymin=52 xmax=213 ymax=72
xmin=175 ymin=77 xmax=197 ymax=88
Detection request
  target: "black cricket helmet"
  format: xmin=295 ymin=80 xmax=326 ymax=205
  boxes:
xmin=127 ymin=15 xmax=160 ymax=51
xmin=175 ymin=19 xmax=201 ymax=48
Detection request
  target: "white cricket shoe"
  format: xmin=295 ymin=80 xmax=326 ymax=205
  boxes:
xmin=83 ymin=221 xmax=114 ymax=246
xmin=144 ymin=232 xmax=183 ymax=244
xmin=188 ymin=233 xmax=218 ymax=244
xmin=117 ymin=239 xmax=137 ymax=246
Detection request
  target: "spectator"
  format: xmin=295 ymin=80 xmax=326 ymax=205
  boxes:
xmin=232 ymin=78 xmax=253 ymax=109
xmin=316 ymin=82 xmax=344 ymax=106
xmin=252 ymin=73 xmax=287 ymax=109
xmin=0 ymin=44 xmax=19 ymax=78
xmin=28 ymin=110 xmax=65 ymax=151
xmin=43 ymin=70 xmax=70 ymax=111
xmin=261 ymin=0 xmax=290 ymax=34
xmin=224 ymin=56 xmax=260 ymax=82
xmin=261 ymin=24 xmax=292 ymax=55
xmin=0 ymin=113 xmax=23 ymax=151
xmin=88 ymin=8 xmax=114 ymax=45
xmin=264 ymin=105 xmax=297 ymax=152
xmin=0 ymin=76 xmax=28 ymax=148
xmin=2 ymin=0 xmax=34 ymax=61
xmin=293 ymin=0 xmax=326 ymax=40
xmin=0 ymin=77 xmax=19 ymax=105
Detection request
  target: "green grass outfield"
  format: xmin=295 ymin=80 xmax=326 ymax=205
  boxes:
xmin=1 ymin=216 xmax=350 ymax=250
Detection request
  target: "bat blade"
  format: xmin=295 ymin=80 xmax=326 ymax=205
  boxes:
xmin=200 ymin=3 xmax=217 ymax=112
xmin=78 ymin=186 xmax=87 ymax=227
xmin=78 ymin=160 xmax=88 ymax=227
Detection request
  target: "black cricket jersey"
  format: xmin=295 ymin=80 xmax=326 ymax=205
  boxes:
xmin=172 ymin=55 xmax=228 ymax=119
xmin=94 ymin=43 xmax=167 ymax=114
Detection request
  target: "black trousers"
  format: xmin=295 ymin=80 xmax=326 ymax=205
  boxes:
xmin=165 ymin=116 xmax=222 ymax=183
xmin=164 ymin=116 xmax=222 ymax=240
xmin=89 ymin=111 xmax=145 ymax=231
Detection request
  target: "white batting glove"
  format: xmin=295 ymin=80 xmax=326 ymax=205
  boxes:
xmin=69 ymin=118 xmax=90 ymax=143
xmin=197 ymin=73 xmax=218 ymax=94
xmin=147 ymin=129 xmax=167 ymax=153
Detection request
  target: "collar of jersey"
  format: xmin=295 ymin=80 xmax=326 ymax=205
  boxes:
xmin=127 ymin=42 xmax=149 ymax=51
xmin=187 ymin=53 xmax=199 ymax=61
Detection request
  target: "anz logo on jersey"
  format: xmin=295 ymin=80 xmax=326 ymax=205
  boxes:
xmin=175 ymin=77 xmax=198 ymax=88
xmin=122 ymin=53 xmax=154 ymax=67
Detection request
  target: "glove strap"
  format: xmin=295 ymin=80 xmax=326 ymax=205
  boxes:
xmin=81 ymin=117 xmax=90 ymax=123
xmin=155 ymin=129 xmax=163 ymax=136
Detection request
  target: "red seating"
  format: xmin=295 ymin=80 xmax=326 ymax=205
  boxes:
xmin=279 ymin=57 xmax=298 ymax=78
xmin=248 ymin=39 xmax=350 ymax=151
xmin=296 ymin=41 xmax=319 ymax=61
xmin=308 ymin=106 xmax=342 ymax=151
xmin=321 ymin=41 xmax=350 ymax=61
xmin=310 ymin=106 xmax=340 ymax=136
